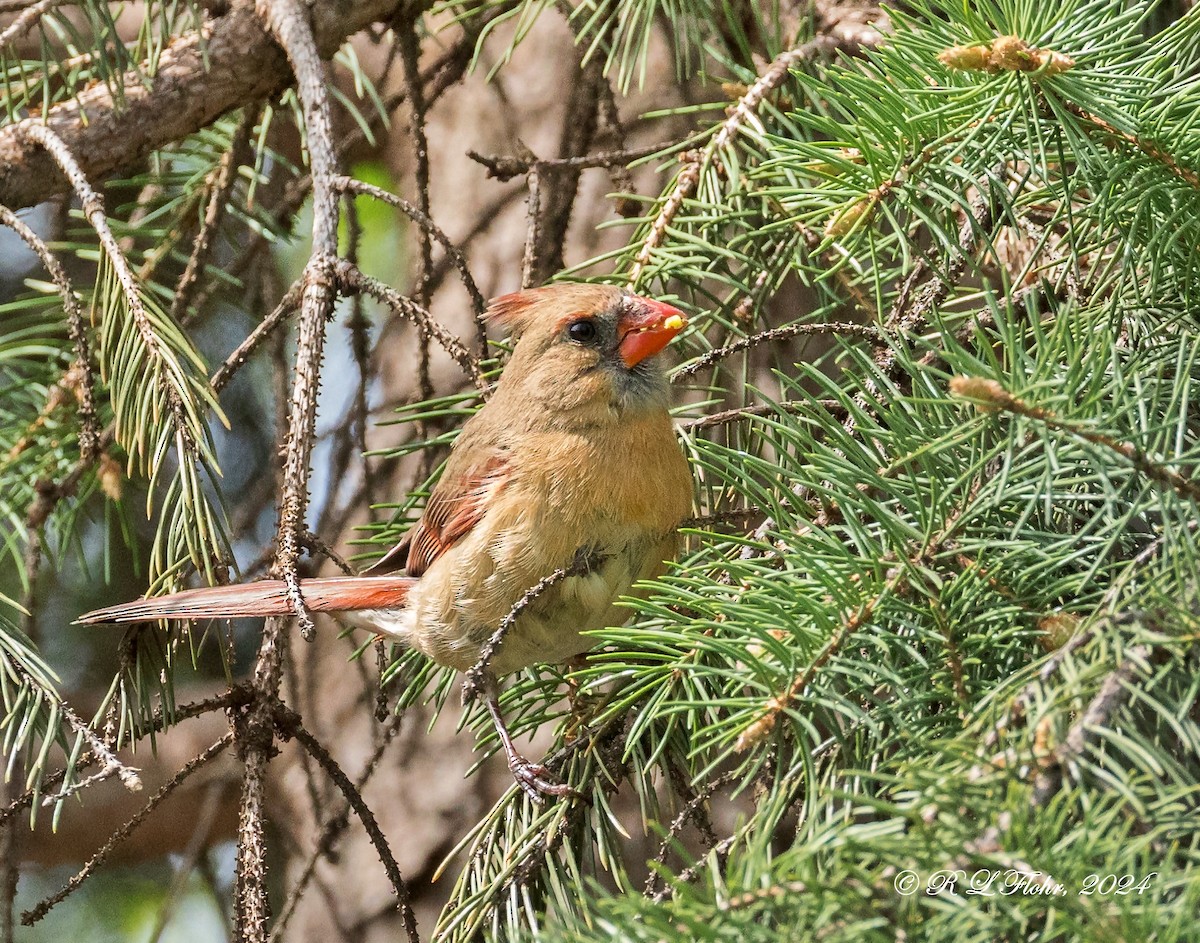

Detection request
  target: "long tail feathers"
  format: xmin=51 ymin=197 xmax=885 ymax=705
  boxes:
xmin=75 ymin=576 xmax=416 ymax=625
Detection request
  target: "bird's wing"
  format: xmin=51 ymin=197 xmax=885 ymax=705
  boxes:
xmin=371 ymin=453 xmax=510 ymax=577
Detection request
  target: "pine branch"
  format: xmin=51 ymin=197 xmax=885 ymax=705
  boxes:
xmin=0 ymin=0 xmax=403 ymax=211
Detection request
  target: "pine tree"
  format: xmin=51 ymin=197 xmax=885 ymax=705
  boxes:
xmin=0 ymin=0 xmax=1197 ymax=940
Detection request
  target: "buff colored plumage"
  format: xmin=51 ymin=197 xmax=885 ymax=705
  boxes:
xmin=78 ymin=282 xmax=693 ymax=797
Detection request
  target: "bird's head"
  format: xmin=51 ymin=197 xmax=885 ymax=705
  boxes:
xmin=487 ymin=284 xmax=687 ymax=422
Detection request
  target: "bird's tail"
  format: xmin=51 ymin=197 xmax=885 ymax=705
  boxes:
xmin=75 ymin=576 xmax=416 ymax=625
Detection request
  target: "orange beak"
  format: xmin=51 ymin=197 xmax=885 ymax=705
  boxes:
xmin=618 ymin=298 xmax=688 ymax=368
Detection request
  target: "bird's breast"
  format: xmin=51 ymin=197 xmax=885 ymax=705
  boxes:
xmin=390 ymin=410 xmax=691 ymax=674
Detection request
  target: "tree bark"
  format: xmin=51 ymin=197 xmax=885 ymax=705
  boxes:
xmin=0 ymin=0 xmax=401 ymax=211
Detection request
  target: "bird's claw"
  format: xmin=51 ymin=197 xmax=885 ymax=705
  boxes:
xmin=508 ymin=755 xmax=581 ymax=804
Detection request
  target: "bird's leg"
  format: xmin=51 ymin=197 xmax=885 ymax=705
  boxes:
xmin=462 ymin=548 xmax=602 ymax=802
xmin=478 ymin=669 xmax=578 ymax=803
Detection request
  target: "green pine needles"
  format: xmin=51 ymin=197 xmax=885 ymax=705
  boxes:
xmin=401 ymin=1 xmax=1200 ymax=939
xmin=0 ymin=0 xmax=1197 ymax=939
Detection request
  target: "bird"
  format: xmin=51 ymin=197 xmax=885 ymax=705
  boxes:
xmin=78 ymin=282 xmax=694 ymax=801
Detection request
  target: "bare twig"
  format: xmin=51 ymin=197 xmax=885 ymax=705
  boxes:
xmin=171 ymin=104 xmax=262 ymax=324
xmin=467 ymin=141 xmax=674 ymax=182
xmin=672 ymin=321 xmax=886 ymax=382
xmin=235 ymin=0 xmax=345 ymax=933
xmin=650 ymin=835 xmax=738 ymax=903
xmin=19 ymin=122 xmax=200 ymax=455
xmin=11 ymin=660 xmax=143 ymax=797
xmin=21 ymin=734 xmax=232 ymax=927
xmin=334 ymin=259 xmax=487 ymax=389
xmin=276 ymin=709 xmax=419 ymax=943
xmin=0 ymin=691 xmax=246 ymax=827
xmin=644 ymin=770 xmax=736 ymax=897
xmin=267 ymin=712 xmax=405 ymax=943
xmin=210 ymin=278 xmax=305 ymax=393
xmin=680 ymin=399 xmax=845 ymax=432
xmin=520 ymin=165 xmax=542 ymax=289
xmin=462 ymin=551 xmax=595 ymax=706
xmin=331 ymin=175 xmax=486 ymax=320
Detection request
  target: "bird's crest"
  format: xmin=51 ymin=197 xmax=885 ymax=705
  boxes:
xmin=486 ymin=283 xmax=624 ymax=335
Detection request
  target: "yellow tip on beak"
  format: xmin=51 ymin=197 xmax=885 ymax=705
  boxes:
xmin=662 ymin=314 xmax=686 ymax=332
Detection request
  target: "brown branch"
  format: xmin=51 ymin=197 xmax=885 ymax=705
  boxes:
xmin=234 ymin=0 xmax=345 ymax=934
xmin=462 ymin=551 xmax=595 ymax=706
xmin=19 ymin=123 xmax=198 ymax=451
xmin=397 ymin=7 xmax=435 ymax=416
xmin=672 ymin=321 xmax=886 ymax=382
xmin=170 ymin=104 xmax=262 ymax=324
xmin=1063 ymin=101 xmax=1199 ymax=189
xmin=523 ymin=20 xmax=607 ymax=285
xmin=520 ymin=164 xmax=542 ymax=289
xmin=466 ymin=141 xmax=673 ymax=182
xmin=643 ymin=770 xmax=736 ymax=898
xmin=267 ymin=713 xmax=405 ymax=943
xmin=276 ymin=710 xmax=419 ymax=943
xmin=21 ymin=734 xmax=233 ymax=927
xmin=333 ymin=259 xmax=487 ymax=389
xmin=0 ymin=0 xmax=402 ymax=211
xmin=331 ymin=175 xmax=486 ymax=320
xmin=185 ymin=16 xmax=504 ymax=329
xmin=210 ymin=277 xmax=305 ymax=393
xmin=0 ymin=690 xmax=246 ymax=828
xmin=7 ymin=660 xmax=143 ymax=799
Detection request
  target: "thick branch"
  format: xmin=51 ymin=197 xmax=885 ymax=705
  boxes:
xmin=0 ymin=0 xmax=400 ymax=211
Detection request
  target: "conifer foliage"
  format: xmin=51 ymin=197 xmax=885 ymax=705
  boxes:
xmin=0 ymin=0 xmax=1197 ymax=940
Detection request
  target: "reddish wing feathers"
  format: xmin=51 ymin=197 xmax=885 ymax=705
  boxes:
xmin=75 ymin=576 xmax=415 ymax=624
xmin=371 ymin=455 xmax=508 ymax=577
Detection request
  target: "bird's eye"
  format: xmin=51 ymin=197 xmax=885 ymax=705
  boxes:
xmin=567 ymin=319 xmax=598 ymax=344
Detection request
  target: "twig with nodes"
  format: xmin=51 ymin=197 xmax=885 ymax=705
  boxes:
xmin=10 ymin=660 xmax=142 ymax=799
xmin=650 ymin=834 xmax=738 ymax=903
xmin=210 ymin=277 xmax=305 ymax=393
xmin=267 ymin=711 xmax=406 ymax=943
xmin=466 ymin=141 xmax=674 ymax=182
xmin=170 ymin=104 xmax=263 ymax=324
xmin=20 ymin=733 xmax=232 ymax=927
xmin=275 ymin=707 xmax=420 ymax=943
xmin=643 ymin=770 xmax=737 ymax=897
xmin=237 ymin=0 xmax=343 ymax=935
xmin=0 ymin=690 xmax=247 ymax=828
xmin=397 ymin=7 xmax=435 ymax=415
xmin=18 ymin=122 xmax=203 ymax=456
xmin=334 ymin=259 xmax=488 ymax=390
xmin=672 ymin=321 xmax=887 ymax=382
xmin=331 ymin=175 xmax=487 ymax=324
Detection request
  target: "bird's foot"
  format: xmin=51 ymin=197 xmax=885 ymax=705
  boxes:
xmin=507 ymin=752 xmax=581 ymax=804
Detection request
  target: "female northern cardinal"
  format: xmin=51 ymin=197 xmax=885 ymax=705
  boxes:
xmin=79 ymin=283 xmax=693 ymax=799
